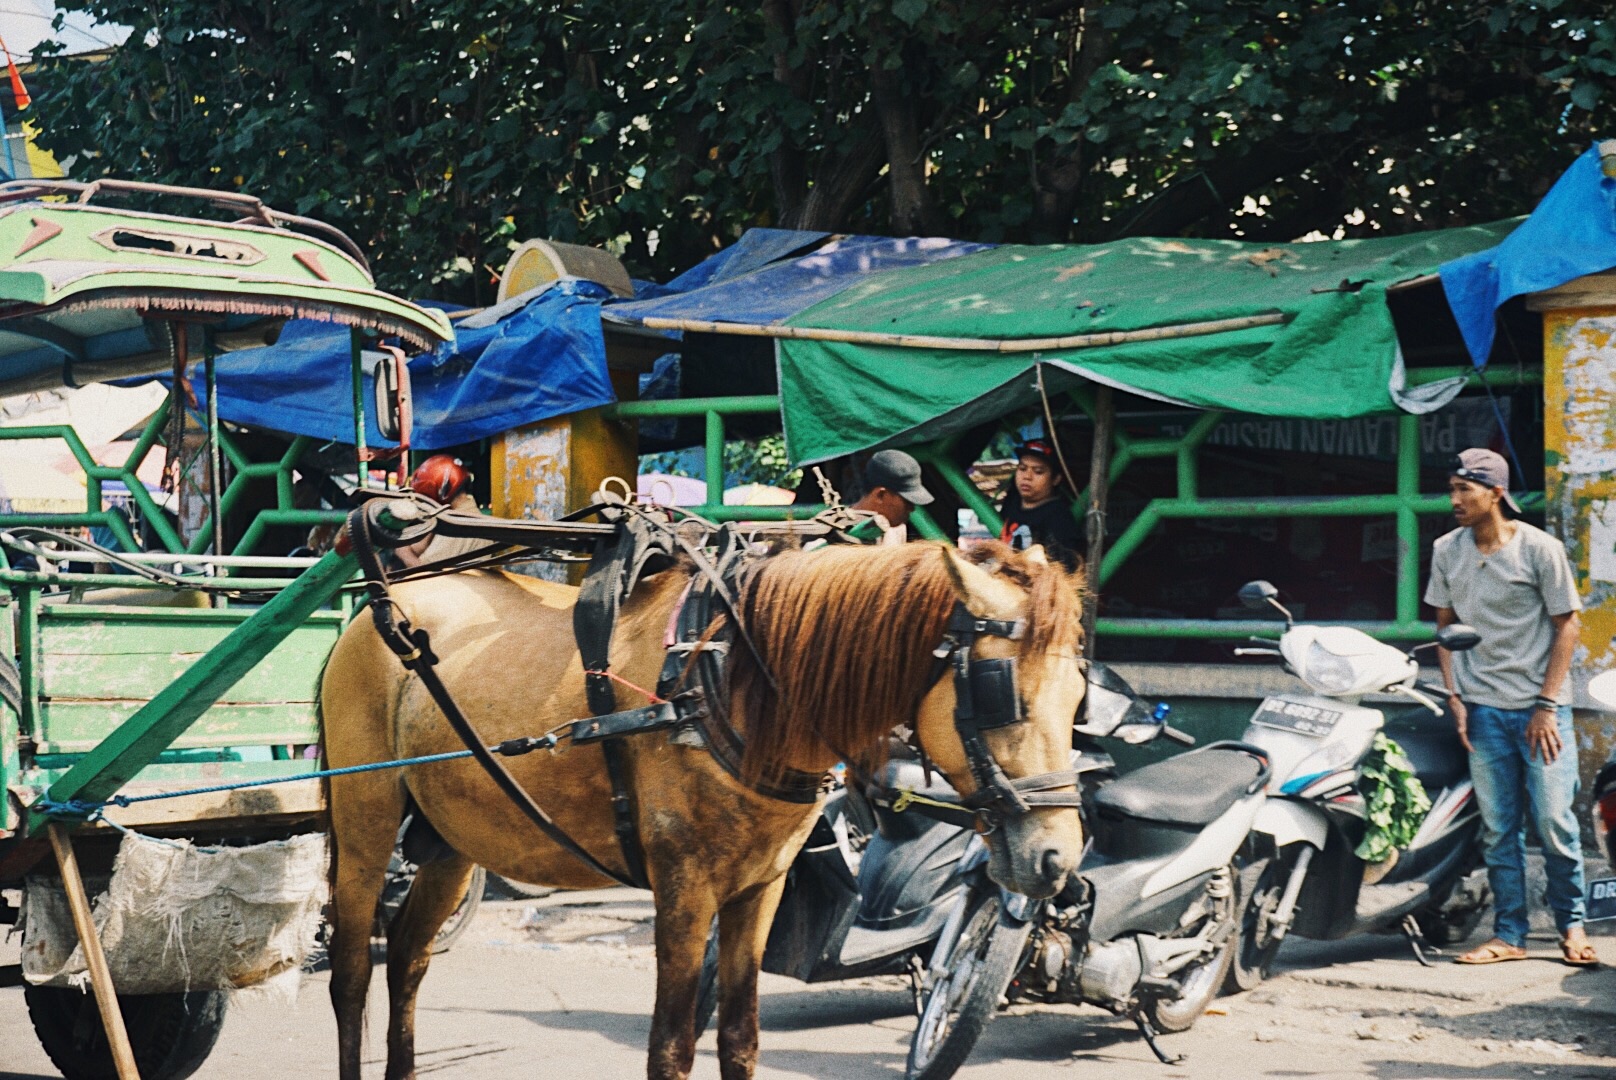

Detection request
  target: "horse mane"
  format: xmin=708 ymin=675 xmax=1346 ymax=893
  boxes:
xmin=727 ymin=540 xmax=1085 ymax=783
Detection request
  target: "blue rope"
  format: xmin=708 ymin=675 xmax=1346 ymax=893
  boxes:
xmin=32 ymin=742 xmax=548 ymax=819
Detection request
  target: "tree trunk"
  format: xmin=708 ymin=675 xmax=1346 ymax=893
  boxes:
xmin=870 ymin=62 xmax=936 ymax=235
xmin=779 ymin=115 xmax=888 ymax=231
xmin=1032 ymin=8 xmax=1111 ymax=240
xmin=762 ymin=0 xmax=811 ymax=224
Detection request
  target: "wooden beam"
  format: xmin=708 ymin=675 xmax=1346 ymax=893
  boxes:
xmin=47 ymin=822 xmax=141 ymax=1080
xmin=621 ymin=312 xmax=1287 ymax=353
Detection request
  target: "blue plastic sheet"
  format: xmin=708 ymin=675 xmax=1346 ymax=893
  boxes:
xmin=1439 ymin=144 xmax=1615 ymax=367
xmin=663 ymin=229 xmax=830 ymax=292
xmin=608 ymin=234 xmax=992 ymax=327
xmin=173 ymin=279 xmax=616 ymax=450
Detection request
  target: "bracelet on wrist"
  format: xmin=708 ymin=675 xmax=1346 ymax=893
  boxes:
xmin=1534 ymin=696 xmax=1559 ymax=711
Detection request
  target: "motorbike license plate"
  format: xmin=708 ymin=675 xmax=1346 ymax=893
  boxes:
xmin=1250 ymin=698 xmax=1344 ymax=738
xmin=1589 ymin=877 xmax=1616 ymax=922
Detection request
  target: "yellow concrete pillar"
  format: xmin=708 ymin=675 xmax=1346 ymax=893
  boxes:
xmin=490 ymin=370 xmax=638 ymax=583
xmin=1533 ymin=281 xmax=1616 ymax=806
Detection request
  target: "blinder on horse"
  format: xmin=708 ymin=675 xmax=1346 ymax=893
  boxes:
xmin=896 ymin=602 xmax=1085 ymax=832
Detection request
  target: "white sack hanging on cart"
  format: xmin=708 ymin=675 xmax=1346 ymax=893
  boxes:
xmin=20 ymin=831 xmax=328 ymax=994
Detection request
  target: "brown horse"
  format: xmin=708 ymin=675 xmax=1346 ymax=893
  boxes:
xmin=320 ymin=540 xmax=1086 ymax=1080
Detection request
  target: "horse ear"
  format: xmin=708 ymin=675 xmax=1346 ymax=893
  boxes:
xmin=939 ymin=544 xmax=1025 ymax=619
xmin=1024 ymin=544 xmax=1049 ymax=567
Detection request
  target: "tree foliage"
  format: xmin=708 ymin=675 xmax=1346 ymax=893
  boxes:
xmin=31 ymin=0 xmax=1616 ymax=303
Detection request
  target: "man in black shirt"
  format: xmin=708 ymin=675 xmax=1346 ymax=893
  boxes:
xmin=998 ymin=438 xmax=1082 ymax=570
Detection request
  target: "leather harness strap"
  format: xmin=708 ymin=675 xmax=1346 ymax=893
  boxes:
xmin=876 ymin=601 xmax=1086 ymax=831
xmin=348 ymin=505 xmax=640 ymax=888
xmin=658 ymin=555 xmax=822 ymax=805
xmin=570 ymin=507 xmax=682 ymax=889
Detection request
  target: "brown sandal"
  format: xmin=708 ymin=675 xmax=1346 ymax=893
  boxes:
xmin=1456 ymin=938 xmax=1527 ymax=964
xmin=1561 ymin=936 xmax=1600 ymax=967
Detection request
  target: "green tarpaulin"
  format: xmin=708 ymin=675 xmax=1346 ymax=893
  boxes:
xmin=776 ymin=223 xmax=1517 ymax=464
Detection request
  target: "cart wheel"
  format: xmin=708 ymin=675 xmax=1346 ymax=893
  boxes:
xmin=488 ymin=875 xmax=556 ymax=901
xmin=431 ymin=865 xmax=486 ymax=954
xmin=25 ymin=985 xmax=227 ymax=1080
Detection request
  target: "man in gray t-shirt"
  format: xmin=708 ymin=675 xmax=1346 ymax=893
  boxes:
xmin=1424 ymin=448 xmax=1595 ymax=967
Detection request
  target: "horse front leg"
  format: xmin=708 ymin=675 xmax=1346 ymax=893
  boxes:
xmin=383 ymin=853 xmax=478 ymax=1080
xmin=649 ymin=895 xmax=719 ymax=1080
xmin=715 ymin=876 xmax=788 ymax=1080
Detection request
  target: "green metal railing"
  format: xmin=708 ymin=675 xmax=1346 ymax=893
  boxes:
xmin=0 ymin=397 xmax=346 ymax=558
xmin=609 ymin=368 xmax=1543 ymax=642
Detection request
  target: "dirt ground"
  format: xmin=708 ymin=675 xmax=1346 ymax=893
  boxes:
xmin=3 ymin=867 xmax=1615 ymax=1080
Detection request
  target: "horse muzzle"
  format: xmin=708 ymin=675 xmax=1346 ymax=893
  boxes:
xmin=986 ymin=809 xmax=1081 ymax=899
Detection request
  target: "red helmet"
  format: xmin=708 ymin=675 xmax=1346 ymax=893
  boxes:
xmin=410 ymin=454 xmax=471 ymax=504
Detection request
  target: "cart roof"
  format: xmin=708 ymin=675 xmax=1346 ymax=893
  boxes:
xmin=0 ymin=180 xmax=453 ymax=397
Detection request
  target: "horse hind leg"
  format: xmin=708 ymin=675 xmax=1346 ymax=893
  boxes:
xmin=328 ymin=774 xmax=407 ymax=1080
xmin=383 ymin=852 xmax=478 ymax=1080
xmin=715 ymin=877 xmax=789 ymax=1080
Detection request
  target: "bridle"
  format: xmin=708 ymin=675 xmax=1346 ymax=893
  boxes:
xmin=905 ymin=601 xmax=1085 ymax=832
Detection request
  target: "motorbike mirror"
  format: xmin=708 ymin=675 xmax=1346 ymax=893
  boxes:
xmin=1589 ymin=669 xmax=1616 ymax=710
xmin=1434 ymin=623 xmax=1482 ymax=652
xmin=1077 ymin=661 xmax=1150 ymax=736
xmin=1237 ymin=580 xmax=1293 ymax=627
xmin=1237 ymin=580 xmax=1278 ymax=609
xmin=1113 ymin=722 xmax=1164 ymax=745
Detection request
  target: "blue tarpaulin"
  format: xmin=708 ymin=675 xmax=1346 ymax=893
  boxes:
xmin=175 ymin=279 xmax=617 ymax=450
xmin=662 ymin=228 xmax=831 ymax=292
xmin=607 ymin=234 xmax=992 ymax=328
xmin=160 ymin=230 xmax=991 ymax=449
xmin=1440 ymin=142 xmax=1616 ymax=367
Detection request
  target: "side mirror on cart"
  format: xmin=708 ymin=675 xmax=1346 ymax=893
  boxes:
xmin=373 ymin=346 xmax=414 ymax=444
xmin=1237 ymin=579 xmax=1293 ymax=627
xmin=1432 ymin=624 xmax=1482 ymax=653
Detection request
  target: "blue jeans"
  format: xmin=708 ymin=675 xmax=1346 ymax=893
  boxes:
xmin=1466 ymin=703 xmax=1585 ymax=946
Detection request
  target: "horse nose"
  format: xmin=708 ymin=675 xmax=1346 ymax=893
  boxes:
xmin=1042 ymin=847 xmax=1072 ymax=887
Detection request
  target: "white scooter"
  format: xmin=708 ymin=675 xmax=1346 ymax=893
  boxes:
xmin=1224 ymin=580 xmax=1491 ymax=988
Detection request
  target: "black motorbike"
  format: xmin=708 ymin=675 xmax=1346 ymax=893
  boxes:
xmin=766 ymin=757 xmax=977 ymax=991
xmin=905 ymin=665 xmax=1267 ymax=1080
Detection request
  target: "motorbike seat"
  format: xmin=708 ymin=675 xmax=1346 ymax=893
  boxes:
xmin=1383 ymin=714 xmax=1467 ymax=792
xmin=1094 ymin=745 xmax=1264 ymax=827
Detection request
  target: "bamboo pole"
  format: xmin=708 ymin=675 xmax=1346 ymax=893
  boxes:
xmin=46 ymin=823 xmax=141 ymax=1080
xmin=627 ymin=312 xmax=1286 ymax=352
xmin=1082 ymin=386 xmax=1114 ymax=658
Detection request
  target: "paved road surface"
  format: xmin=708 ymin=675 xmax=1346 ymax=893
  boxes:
xmin=4 ymin=875 xmax=1615 ymax=1080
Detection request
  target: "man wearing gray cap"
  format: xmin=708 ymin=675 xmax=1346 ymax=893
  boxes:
xmin=1425 ymin=448 xmax=1596 ymax=967
xmin=849 ymin=449 xmax=934 ymax=544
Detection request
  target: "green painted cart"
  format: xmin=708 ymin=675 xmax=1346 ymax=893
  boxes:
xmin=0 ymin=180 xmax=453 ymax=1080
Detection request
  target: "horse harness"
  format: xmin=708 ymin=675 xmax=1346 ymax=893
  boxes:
xmin=346 ymin=500 xmax=1080 ymax=891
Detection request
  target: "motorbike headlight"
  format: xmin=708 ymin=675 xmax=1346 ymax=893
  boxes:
xmin=1302 ymin=642 xmax=1359 ymax=696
